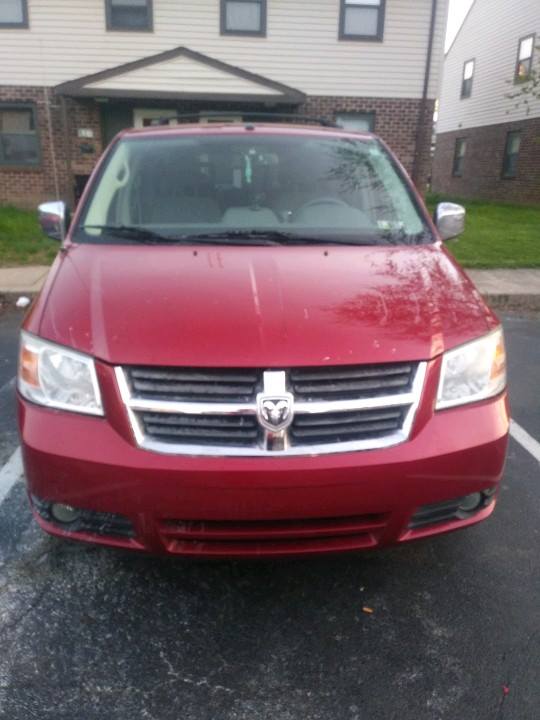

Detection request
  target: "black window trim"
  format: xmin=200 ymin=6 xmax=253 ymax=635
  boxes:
xmin=452 ymin=137 xmax=466 ymax=178
xmin=335 ymin=110 xmax=376 ymax=132
xmin=501 ymin=130 xmax=521 ymax=179
xmin=105 ymin=0 xmax=154 ymax=33
xmin=0 ymin=0 xmax=29 ymax=29
xmin=339 ymin=0 xmax=386 ymax=42
xmin=0 ymin=102 xmax=41 ymax=168
xmin=514 ymin=33 xmax=536 ymax=83
xmin=220 ymin=0 xmax=267 ymax=37
xmin=460 ymin=58 xmax=475 ymax=99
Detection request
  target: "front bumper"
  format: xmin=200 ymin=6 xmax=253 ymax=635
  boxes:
xmin=18 ymin=383 xmax=510 ymax=557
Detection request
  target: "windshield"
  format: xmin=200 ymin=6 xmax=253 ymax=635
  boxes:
xmin=75 ymin=133 xmax=431 ymax=245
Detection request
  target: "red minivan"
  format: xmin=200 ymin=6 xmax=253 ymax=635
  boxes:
xmin=18 ymin=119 xmax=509 ymax=558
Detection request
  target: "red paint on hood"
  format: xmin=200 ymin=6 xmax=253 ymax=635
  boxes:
xmin=31 ymin=243 xmax=496 ymax=367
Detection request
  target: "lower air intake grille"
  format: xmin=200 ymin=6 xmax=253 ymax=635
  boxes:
xmin=158 ymin=513 xmax=389 ymax=556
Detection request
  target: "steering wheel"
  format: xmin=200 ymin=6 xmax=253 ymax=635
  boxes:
xmin=291 ymin=197 xmax=350 ymax=221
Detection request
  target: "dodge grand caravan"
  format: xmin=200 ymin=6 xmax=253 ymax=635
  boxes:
xmin=18 ymin=119 xmax=509 ymax=558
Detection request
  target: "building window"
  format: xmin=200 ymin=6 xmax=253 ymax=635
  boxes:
xmin=461 ymin=59 xmax=475 ymax=98
xmin=0 ymin=0 xmax=28 ymax=28
xmin=220 ymin=0 xmax=267 ymax=36
xmin=336 ymin=112 xmax=375 ymax=132
xmin=515 ymin=35 xmax=535 ymax=82
xmin=106 ymin=0 xmax=153 ymax=32
xmin=0 ymin=104 xmax=40 ymax=166
xmin=339 ymin=0 xmax=386 ymax=42
xmin=502 ymin=131 xmax=521 ymax=178
xmin=452 ymin=138 xmax=466 ymax=177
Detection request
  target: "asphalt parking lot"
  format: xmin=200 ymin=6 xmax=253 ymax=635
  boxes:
xmin=0 ymin=306 xmax=539 ymax=720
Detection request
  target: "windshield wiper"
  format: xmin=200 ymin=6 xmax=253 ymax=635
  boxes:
xmin=80 ymin=224 xmax=177 ymax=244
xmin=80 ymin=226 xmax=290 ymax=245
xmin=80 ymin=226 xmax=426 ymax=247
xmin=180 ymin=230 xmax=377 ymax=246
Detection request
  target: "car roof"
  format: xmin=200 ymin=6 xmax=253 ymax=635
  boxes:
xmin=118 ymin=122 xmax=375 ymax=141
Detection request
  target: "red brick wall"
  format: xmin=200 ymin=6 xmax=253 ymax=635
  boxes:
xmin=432 ymin=118 xmax=540 ymax=205
xmin=0 ymin=87 xmax=103 ymax=209
xmin=0 ymin=86 xmax=67 ymax=209
xmin=300 ymin=96 xmax=435 ymax=193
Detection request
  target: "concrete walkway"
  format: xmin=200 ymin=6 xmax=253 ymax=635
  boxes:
xmin=466 ymin=269 xmax=540 ymax=296
xmin=0 ymin=266 xmax=51 ymax=293
xmin=1 ymin=265 xmax=540 ymax=299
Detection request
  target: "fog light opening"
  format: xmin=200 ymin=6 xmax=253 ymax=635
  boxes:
xmin=458 ymin=493 xmax=483 ymax=514
xmin=50 ymin=503 xmax=80 ymax=524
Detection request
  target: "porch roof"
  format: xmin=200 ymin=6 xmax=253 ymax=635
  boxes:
xmin=54 ymin=46 xmax=305 ymax=105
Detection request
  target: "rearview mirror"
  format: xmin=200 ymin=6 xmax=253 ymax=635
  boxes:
xmin=38 ymin=201 xmax=69 ymax=241
xmin=435 ymin=202 xmax=466 ymax=242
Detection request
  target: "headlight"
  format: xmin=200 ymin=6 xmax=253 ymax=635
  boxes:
xmin=436 ymin=327 xmax=506 ymax=410
xmin=18 ymin=331 xmax=103 ymax=416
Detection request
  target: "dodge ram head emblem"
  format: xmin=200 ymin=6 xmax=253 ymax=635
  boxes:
xmin=256 ymin=394 xmax=294 ymax=432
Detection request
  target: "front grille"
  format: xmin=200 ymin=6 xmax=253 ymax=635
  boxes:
xmin=128 ymin=367 xmax=260 ymax=403
xmin=141 ymin=412 xmax=261 ymax=447
xmin=158 ymin=513 xmax=389 ymax=556
xmin=117 ymin=361 xmax=426 ymax=456
xmin=290 ymin=362 xmax=415 ymax=401
xmin=290 ymin=407 xmax=406 ymax=446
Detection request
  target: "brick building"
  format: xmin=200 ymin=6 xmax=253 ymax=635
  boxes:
xmin=432 ymin=0 xmax=540 ymax=205
xmin=0 ymin=0 xmax=448 ymax=210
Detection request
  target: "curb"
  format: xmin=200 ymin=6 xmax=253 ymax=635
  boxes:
xmin=482 ymin=294 xmax=540 ymax=312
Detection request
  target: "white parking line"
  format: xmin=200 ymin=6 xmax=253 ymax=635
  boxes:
xmin=0 ymin=446 xmax=23 ymax=506
xmin=0 ymin=376 xmax=15 ymax=396
xmin=510 ymin=420 xmax=540 ymax=464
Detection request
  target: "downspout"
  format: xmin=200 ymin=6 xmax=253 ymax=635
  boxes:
xmin=412 ymin=0 xmax=438 ymax=189
xmin=43 ymin=87 xmax=61 ymax=201
xmin=59 ymin=94 xmax=75 ymax=208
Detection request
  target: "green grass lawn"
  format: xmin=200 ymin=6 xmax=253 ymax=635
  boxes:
xmin=0 ymin=198 xmax=539 ymax=268
xmin=426 ymin=195 xmax=540 ymax=268
xmin=0 ymin=205 xmax=58 ymax=267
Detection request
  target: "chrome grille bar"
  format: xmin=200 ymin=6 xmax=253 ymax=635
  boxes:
xmin=115 ymin=362 xmax=427 ymax=457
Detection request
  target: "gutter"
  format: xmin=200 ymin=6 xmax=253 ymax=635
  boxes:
xmin=411 ymin=0 xmax=438 ymax=187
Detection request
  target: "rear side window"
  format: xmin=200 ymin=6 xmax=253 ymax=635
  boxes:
xmin=78 ymin=133 xmax=428 ymax=245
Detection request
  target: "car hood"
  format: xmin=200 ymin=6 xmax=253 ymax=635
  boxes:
xmin=35 ymin=243 xmax=496 ymax=367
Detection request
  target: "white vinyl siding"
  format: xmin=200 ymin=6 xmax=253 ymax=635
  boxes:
xmin=85 ymin=54 xmax=281 ymax=95
xmin=0 ymin=0 xmax=447 ymax=100
xmin=438 ymin=0 xmax=540 ymax=133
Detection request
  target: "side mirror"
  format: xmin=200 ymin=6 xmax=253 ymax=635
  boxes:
xmin=435 ymin=202 xmax=466 ymax=242
xmin=38 ymin=201 xmax=70 ymax=241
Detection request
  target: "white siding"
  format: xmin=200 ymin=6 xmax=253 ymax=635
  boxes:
xmin=437 ymin=0 xmax=540 ymax=133
xmin=0 ymin=0 xmax=448 ymax=99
